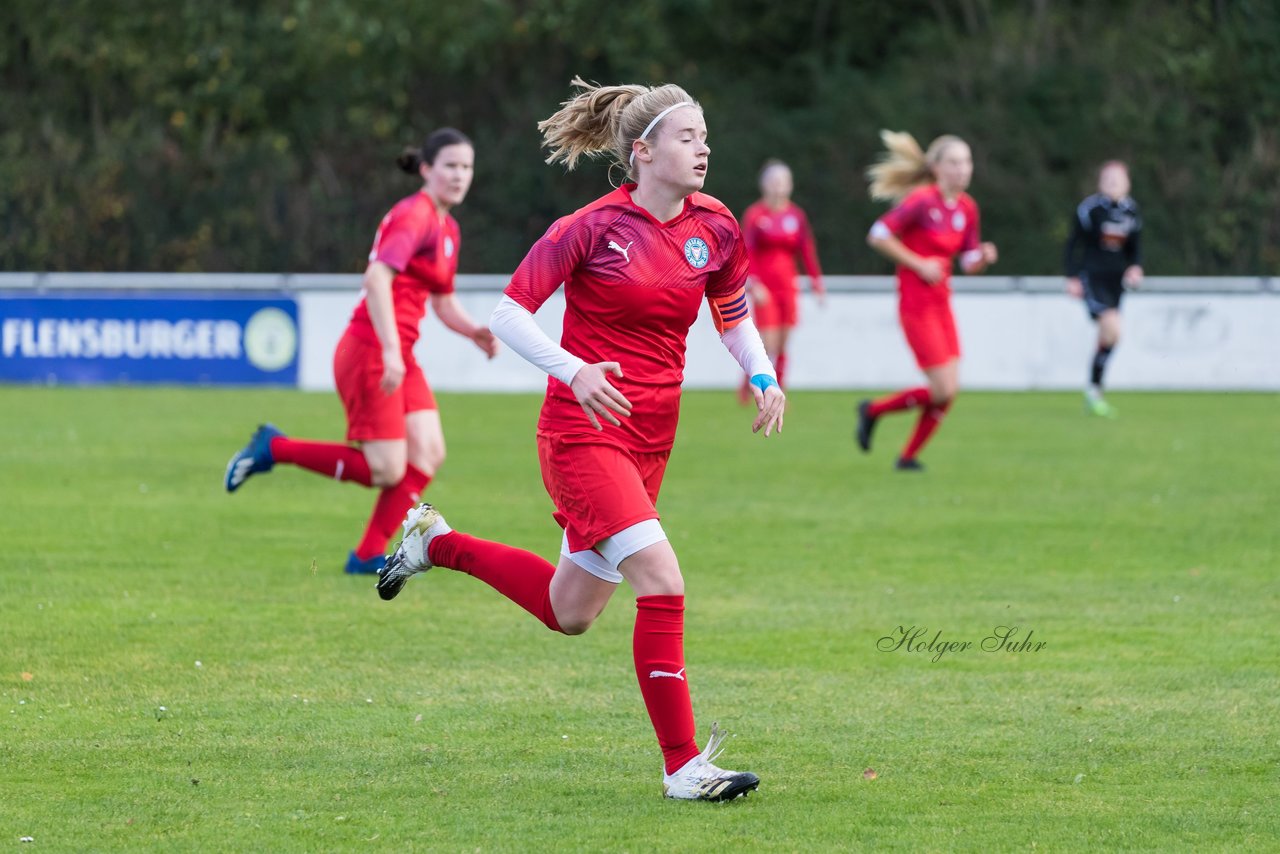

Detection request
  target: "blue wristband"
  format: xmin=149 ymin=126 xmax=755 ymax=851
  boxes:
xmin=750 ymin=374 xmax=779 ymax=393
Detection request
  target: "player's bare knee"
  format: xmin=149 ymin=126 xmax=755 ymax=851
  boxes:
xmin=624 ymin=558 xmax=684 ymax=596
xmin=930 ymin=384 xmax=956 ymax=406
xmin=369 ymin=459 xmax=407 ymax=488
xmin=408 ymin=449 xmax=442 ymax=478
xmin=646 ymin=574 xmax=685 ymax=597
xmin=557 ymin=613 xmax=596 ymax=636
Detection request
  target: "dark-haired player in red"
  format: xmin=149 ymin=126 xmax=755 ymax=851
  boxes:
xmin=224 ymin=128 xmax=497 ymax=574
xmin=377 ymin=79 xmax=782 ymax=802
xmin=739 ymin=159 xmax=824 ymax=398
xmin=856 ymin=131 xmax=998 ymax=471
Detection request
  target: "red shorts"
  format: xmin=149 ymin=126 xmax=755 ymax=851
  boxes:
xmin=537 ymin=432 xmax=669 ymax=553
xmin=752 ymin=287 xmax=798 ymax=330
xmin=333 ymin=328 xmax=436 ymax=442
xmin=900 ymin=299 xmax=961 ymax=370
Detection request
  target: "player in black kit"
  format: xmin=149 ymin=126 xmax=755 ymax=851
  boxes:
xmin=1064 ymin=160 xmax=1143 ymax=417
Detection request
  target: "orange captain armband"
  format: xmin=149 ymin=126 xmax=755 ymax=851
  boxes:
xmin=708 ymin=286 xmax=750 ymax=334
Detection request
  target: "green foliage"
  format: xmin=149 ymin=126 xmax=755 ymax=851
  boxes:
xmin=2 ymin=1 xmax=1278 ymax=274
xmin=1 ymin=387 xmax=1278 ymax=849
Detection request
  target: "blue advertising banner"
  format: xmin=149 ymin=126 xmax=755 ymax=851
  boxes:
xmin=0 ymin=291 xmax=299 ymax=385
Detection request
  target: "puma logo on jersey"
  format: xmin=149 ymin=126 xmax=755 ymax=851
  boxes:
xmin=648 ymin=667 xmax=686 ymax=681
xmin=608 ymin=240 xmax=633 ymax=264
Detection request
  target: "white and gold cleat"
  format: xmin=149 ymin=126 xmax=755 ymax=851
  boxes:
xmin=376 ymin=503 xmax=451 ymax=601
xmin=662 ymin=723 xmax=760 ymax=802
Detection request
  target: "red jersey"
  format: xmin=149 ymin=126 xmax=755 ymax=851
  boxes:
xmin=348 ymin=190 xmax=460 ymax=352
xmin=505 ymin=184 xmax=749 ymax=454
xmin=741 ymin=201 xmax=822 ymax=293
xmin=878 ymin=184 xmax=980 ymax=309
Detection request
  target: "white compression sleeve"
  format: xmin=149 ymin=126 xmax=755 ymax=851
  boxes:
xmin=488 ymin=296 xmax=586 ymax=387
xmin=720 ymin=316 xmax=776 ymax=379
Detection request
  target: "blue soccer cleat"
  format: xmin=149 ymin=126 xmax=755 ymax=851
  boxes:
xmin=224 ymin=424 xmax=283 ymax=492
xmin=345 ymin=551 xmax=386 ymax=576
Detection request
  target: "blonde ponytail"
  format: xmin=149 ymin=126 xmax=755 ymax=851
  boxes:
xmin=538 ymin=76 xmax=701 ymax=181
xmin=867 ymin=130 xmax=968 ymax=202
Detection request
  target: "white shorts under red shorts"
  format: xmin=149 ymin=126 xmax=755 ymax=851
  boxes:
xmin=899 ymin=298 xmax=961 ymax=370
xmin=333 ymin=327 xmax=437 ymax=442
xmin=537 ymin=432 xmax=670 ymax=554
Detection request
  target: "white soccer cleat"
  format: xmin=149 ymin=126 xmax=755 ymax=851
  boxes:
xmin=376 ymin=503 xmax=452 ymax=601
xmin=662 ymin=722 xmax=760 ymax=802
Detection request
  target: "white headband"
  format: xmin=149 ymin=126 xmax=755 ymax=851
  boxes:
xmin=628 ymin=101 xmax=695 ymax=168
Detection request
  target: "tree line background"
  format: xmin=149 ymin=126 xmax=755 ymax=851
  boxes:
xmin=3 ymin=0 xmax=1278 ymax=275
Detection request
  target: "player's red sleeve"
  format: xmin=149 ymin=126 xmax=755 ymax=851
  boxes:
xmin=708 ymin=286 xmax=749 ymax=334
xmin=705 ymin=219 xmax=749 ymax=301
xmin=504 ymin=215 xmax=592 ymax=313
xmin=878 ymin=191 xmax=926 ymax=237
xmin=368 ymin=205 xmax=432 ymax=273
xmin=796 ymin=208 xmax=824 ymax=284
xmin=961 ymin=200 xmax=981 ymax=254
xmin=705 ymin=220 xmax=750 ymax=332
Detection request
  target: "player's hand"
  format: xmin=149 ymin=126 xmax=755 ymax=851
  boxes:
xmin=980 ymin=242 xmax=999 ymax=265
xmin=751 ymin=283 xmax=771 ymax=305
xmin=380 ymin=349 xmax=406 ymax=394
xmin=1065 ymin=277 xmax=1083 ymax=298
xmin=472 ymin=327 xmax=499 ymax=359
xmin=571 ymin=362 xmax=632 ymax=431
xmin=1123 ymin=265 xmax=1144 ymax=289
xmin=813 ymin=280 xmax=827 ymax=309
xmin=751 ymin=382 xmax=786 ymax=437
xmin=915 ymin=258 xmax=945 ymax=284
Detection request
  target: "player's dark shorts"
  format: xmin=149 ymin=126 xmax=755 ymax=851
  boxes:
xmin=1081 ymin=272 xmax=1124 ymax=320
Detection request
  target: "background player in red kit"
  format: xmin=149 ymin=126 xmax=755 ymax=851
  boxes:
xmin=856 ymin=131 xmax=998 ymax=471
xmin=376 ymin=78 xmax=784 ymax=801
xmin=224 ymin=128 xmax=498 ymax=573
xmin=739 ymin=159 xmax=824 ymax=396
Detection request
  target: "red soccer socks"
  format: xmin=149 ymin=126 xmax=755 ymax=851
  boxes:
xmin=868 ymin=386 xmax=930 ymax=418
xmin=634 ymin=594 xmax=700 ymax=774
xmin=429 ymin=531 xmax=563 ymax=632
xmin=269 ymin=437 xmax=373 ymax=486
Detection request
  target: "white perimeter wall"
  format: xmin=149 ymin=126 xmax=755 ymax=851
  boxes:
xmin=300 ymin=282 xmax=1280 ymax=392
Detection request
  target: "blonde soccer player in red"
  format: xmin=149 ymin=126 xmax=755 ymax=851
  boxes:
xmin=739 ymin=159 xmax=825 ymax=395
xmin=856 ymin=131 xmax=998 ymax=471
xmin=377 ymin=79 xmax=784 ymax=801
xmin=224 ymin=129 xmax=498 ymax=573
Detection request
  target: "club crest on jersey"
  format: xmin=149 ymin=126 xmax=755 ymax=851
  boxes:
xmin=444 ymin=236 xmax=455 ymax=258
xmin=783 ymin=215 xmax=799 ymax=234
xmin=683 ymin=237 xmax=710 ymax=269
xmin=952 ymin=211 xmax=966 ymax=231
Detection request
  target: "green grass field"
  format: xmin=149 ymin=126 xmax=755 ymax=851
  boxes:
xmin=2 ymin=387 xmax=1277 ymax=851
